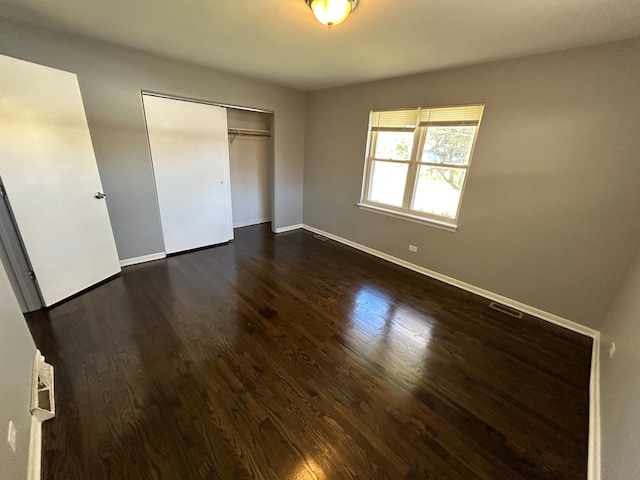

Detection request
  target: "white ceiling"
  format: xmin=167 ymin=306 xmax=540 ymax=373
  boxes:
xmin=1 ymin=0 xmax=640 ymax=91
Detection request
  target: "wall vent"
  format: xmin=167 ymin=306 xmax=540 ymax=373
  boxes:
xmin=489 ymin=301 xmax=524 ymax=319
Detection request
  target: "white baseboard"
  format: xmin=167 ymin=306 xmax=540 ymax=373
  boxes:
xmin=119 ymin=252 xmax=166 ymax=267
xmin=301 ymin=223 xmax=601 ymax=480
xmin=28 ymin=350 xmax=45 ymax=480
xmin=234 ymin=218 xmax=272 ymax=229
xmin=273 ymin=223 xmax=303 ymax=234
xmin=27 ymin=415 xmax=42 ymax=480
xmin=302 ymin=224 xmax=597 ymax=337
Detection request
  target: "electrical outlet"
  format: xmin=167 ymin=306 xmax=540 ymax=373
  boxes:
xmin=408 ymin=245 xmax=418 ymax=252
xmin=609 ymin=341 xmax=616 ymax=358
xmin=7 ymin=421 xmax=16 ymax=453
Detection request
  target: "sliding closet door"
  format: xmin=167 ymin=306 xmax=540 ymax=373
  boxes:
xmin=143 ymin=95 xmax=233 ymax=254
xmin=0 ymin=54 xmax=121 ymax=307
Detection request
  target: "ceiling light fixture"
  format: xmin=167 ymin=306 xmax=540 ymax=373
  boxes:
xmin=306 ymin=0 xmax=359 ymax=27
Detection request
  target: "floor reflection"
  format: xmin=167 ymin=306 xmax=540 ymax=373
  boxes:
xmin=348 ymin=284 xmax=432 ymax=383
xmin=290 ymin=458 xmax=325 ymax=480
xmin=24 ymin=224 xmax=592 ymax=479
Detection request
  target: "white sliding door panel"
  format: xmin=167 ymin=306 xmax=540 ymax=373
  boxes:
xmin=143 ymin=95 xmax=233 ymax=254
xmin=0 ymin=54 xmax=121 ymax=306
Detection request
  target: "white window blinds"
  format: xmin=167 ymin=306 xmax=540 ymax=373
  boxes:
xmin=370 ymin=104 xmax=484 ymax=131
xmin=419 ymin=104 xmax=484 ymax=125
xmin=370 ymin=109 xmax=418 ymax=131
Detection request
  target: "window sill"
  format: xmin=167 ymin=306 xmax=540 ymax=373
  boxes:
xmin=356 ymin=203 xmax=458 ymax=232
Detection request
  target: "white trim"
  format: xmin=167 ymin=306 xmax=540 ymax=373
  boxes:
xmin=302 ymin=223 xmax=601 ymax=478
xmin=588 ymin=334 xmax=601 ymax=480
xmin=27 ymin=415 xmax=42 ymax=480
xmin=273 ymin=224 xmax=303 ymax=234
xmin=357 ymin=203 xmax=458 ymax=232
xmin=303 ymin=224 xmax=596 ymax=337
xmin=119 ymin=252 xmax=166 ymax=267
xmin=233 ymin=218 xmax=272 ymax=229
xmin=28 ymin=350 xmax=45 ymax=480
xmin=141 ymin=90 xmax=274 ymax=114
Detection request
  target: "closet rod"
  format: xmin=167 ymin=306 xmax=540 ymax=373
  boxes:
xmin=228 ymin=128 xmax=271 ymax=143
xmin=228 ymin=128 xmax=271 ymax=136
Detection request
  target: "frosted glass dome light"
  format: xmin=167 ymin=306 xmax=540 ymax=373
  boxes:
xmin=306 ymin=0 xmax=359 ymax=27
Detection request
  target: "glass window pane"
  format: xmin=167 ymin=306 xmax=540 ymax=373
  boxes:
xmin=411 ymin=166 xmax=466 ymax=219
xmin=373 ymin=131 xmax=414 ymax=161
xmin=422 ymin=126 xmax=476 ymax=165
xmin=368 ymin=160 xmax=409 ymax=207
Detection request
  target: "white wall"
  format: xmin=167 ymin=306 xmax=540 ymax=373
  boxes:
xmin=227 ymin=109 xmax=273 ymax=228
xmin=0 ymin=261 xmax=36 ymax=479
xmin=599 ymin=247 xmax=640 ymax=479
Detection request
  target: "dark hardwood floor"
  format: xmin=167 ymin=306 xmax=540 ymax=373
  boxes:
xmin=25 ymin=223 xmax=592 ymax=480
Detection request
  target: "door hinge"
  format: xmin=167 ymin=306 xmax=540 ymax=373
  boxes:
xmin=28 ymin=270 xmax=36 ymax=280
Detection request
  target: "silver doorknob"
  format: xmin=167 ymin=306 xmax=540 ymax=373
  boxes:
xmin=94 ymin=192 xmax=106 ymax=199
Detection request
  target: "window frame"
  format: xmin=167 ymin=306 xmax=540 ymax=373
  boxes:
xmin=359 ymin=105 xmax=484 ymax=231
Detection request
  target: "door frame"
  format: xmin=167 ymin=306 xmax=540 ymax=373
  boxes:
xmin=0 ymin=180 xmax=43 ymax=312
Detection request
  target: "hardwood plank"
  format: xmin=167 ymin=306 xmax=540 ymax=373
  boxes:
xmin=25 ymin=223 xmax=592 ymax=480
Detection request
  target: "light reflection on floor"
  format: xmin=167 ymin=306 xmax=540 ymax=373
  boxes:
xmin=348 ymin=285 xmax=433 ymax=381
xmin=290 ymin=457 xmax=324 ymax=480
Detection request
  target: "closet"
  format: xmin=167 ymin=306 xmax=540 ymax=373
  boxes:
xmin=143 ymin=94 xmax=274 ymax=255
xmin=227 ymin=109 xmax=273 ymax=228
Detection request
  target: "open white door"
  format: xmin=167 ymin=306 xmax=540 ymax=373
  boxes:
xmin=143 ymin=94 xmax=234 ymax=254
xmin=0 ymin=54 xmax=121 ymax=307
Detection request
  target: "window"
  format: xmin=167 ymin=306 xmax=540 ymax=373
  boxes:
xmin=359 ymin=104 xmax=484 ymax=231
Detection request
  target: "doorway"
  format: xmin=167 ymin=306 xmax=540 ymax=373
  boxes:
xmin=227 ymin=108 xmax=274 ymax=228
xmin=0 ymin=180 xmax=42 ymax=313
xmin=142 ymin=92 xmax=275 ymax=255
